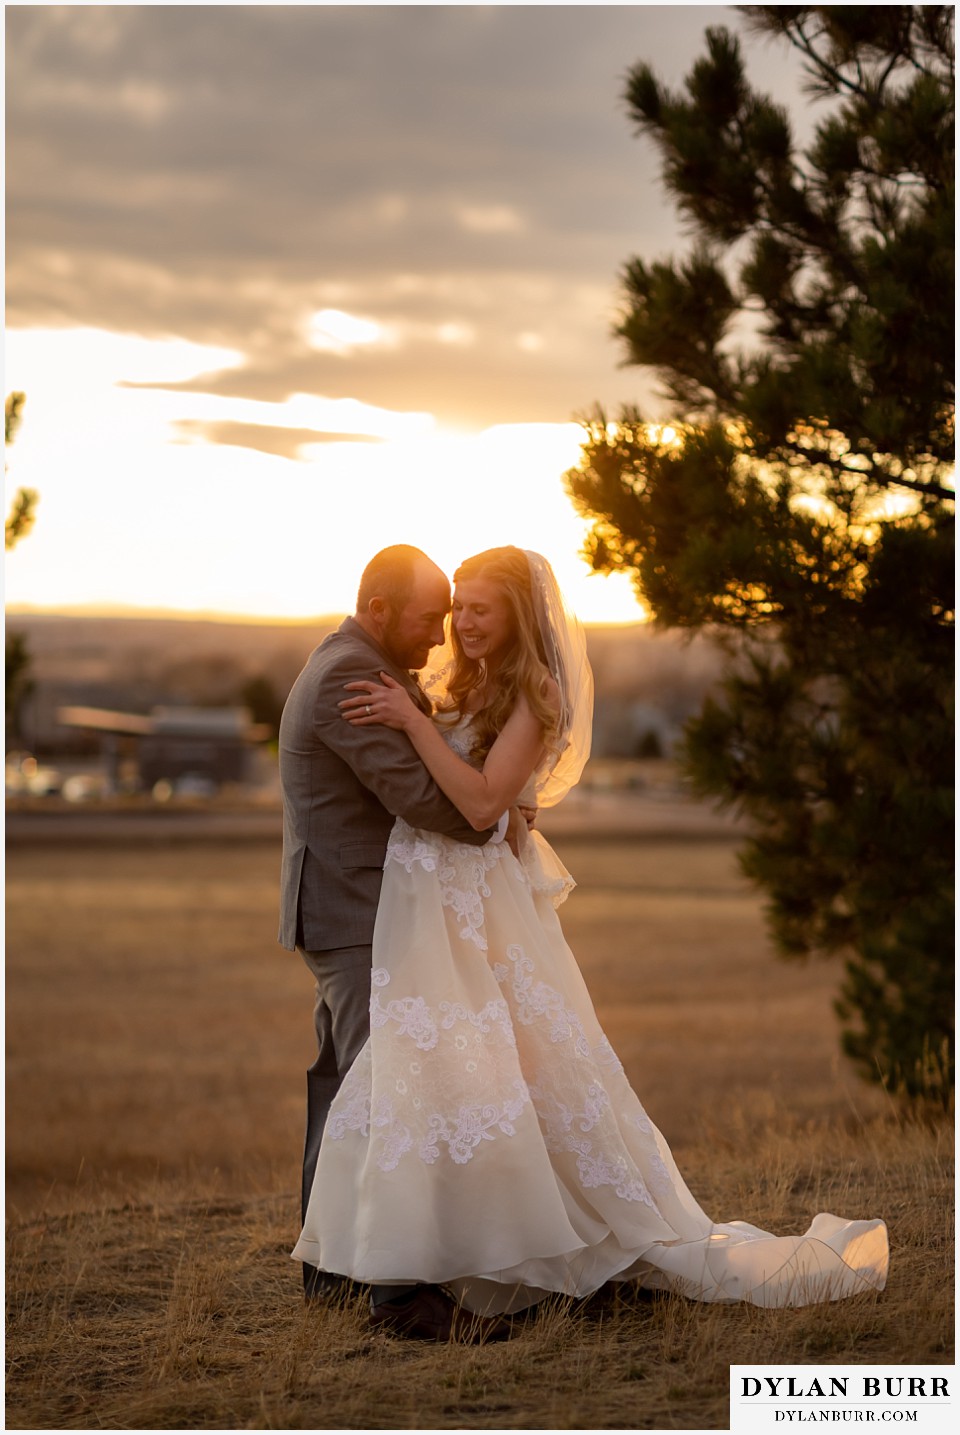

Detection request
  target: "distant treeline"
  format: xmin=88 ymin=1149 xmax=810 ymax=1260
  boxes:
xmin=6 ymin=612 xmax=727 ymax=758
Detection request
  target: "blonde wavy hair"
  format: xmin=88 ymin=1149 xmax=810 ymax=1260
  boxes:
xmin=436 ymin=546 xmax=561 ymax=763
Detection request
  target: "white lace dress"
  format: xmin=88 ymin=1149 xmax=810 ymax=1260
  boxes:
xmin=293 ymin=717 xmax=888 ymax=1313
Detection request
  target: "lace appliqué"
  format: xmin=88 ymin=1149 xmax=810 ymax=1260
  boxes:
xmin=500 ymin=944 xmax=590 ymax=1055
xmin=325 ymin=1071 xmax=415 ymax=1173
xmin=420 ymin=1079 xmax=530 ymax=1165
xmin=327 ymin=1077 xmax=531 ymax=1173
xmin=385 ymin=817 xmax=506 ymax=951
xmin=384 ymin=831 xmax=439 ymax=876
xmin=435 ymin=849 xmax=498 ymax=949
xmin=575 ymin=1149 xmax=657 ymax=1205
xmin=327 ymin=970 xmax=531 ymax=1173
xmin=371 ymin=990 xmax=440 ymax=1050
xmin=442 ymin=719 xmax=479 ymax=761
xmin=370 ymin=968 xmax=516 ymax=1050
xmin=439 ymin=997 xmax=515 ymax=1043
xmin=487 ymin=946 xmax=665 ymax=1213
xmin=593 ymin=1035 xmax=625 ymax=1073
xmin=630 ymin=1107 xmax=673 ymax=1198
xmin=525 ymin=1079 xmax=661 ymax=1211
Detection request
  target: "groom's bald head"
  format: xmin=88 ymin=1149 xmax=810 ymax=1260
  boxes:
xmin=356 ymin=545 xmax=434 ymax=614
xmin=355 ymin=545 xmax=450 ymax=670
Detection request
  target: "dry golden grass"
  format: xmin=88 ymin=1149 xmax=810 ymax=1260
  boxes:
xmin=5 ymin=831 xmax=954 ymax=1429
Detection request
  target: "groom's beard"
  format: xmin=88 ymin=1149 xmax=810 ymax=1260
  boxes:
xmin=382 ymin=616 xmax=433 ymax=672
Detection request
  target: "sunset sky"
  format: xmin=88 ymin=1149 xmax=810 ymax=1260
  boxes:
xmin=5 ymin=3 xmax=810 ymax=623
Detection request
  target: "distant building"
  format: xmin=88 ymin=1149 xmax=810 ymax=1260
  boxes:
xmin=591 ymin=696 xmax=683 ymax=759
xmin=56 ymin=705 xmax=272 ymax=791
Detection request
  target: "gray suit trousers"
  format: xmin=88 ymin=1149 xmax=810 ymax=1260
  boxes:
xmin=298 ymin=945 xmax=371 ymax=1247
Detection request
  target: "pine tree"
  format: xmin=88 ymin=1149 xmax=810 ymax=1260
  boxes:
xmin=5 ymin=392 xmax=38 ymax=550
xmin=567 ymin=6 xmax=954 ymax=1101
xmin=5 ymin=391 xmax=37 ymax=748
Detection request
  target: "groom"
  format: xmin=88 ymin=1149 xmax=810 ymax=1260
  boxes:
xmin=278 ymin=544 xmax=515 ymax=1341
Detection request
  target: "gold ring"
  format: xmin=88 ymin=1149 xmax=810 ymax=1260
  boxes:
xmin=366 ymin=704 xmax=372 ymax=714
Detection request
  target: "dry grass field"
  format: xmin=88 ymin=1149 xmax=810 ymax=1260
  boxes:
xmin=5 ymin=824 xmax=954 ymax=1429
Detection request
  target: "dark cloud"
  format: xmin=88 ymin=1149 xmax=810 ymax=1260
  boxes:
xmin=6 ymin=4 xmax=810 ymax=432
xmin=170 ymin=420 xmax=384 ymax=460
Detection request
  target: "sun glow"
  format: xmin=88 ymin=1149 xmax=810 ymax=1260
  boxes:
xmin=4 ymin=327 xmax=644 ymax=625
xmin=307 ymin=308 xmax=389 ymax=351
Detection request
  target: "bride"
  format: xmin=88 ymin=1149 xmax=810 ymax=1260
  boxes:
xmin=293 ymin=546 xmax=887 ymax=1331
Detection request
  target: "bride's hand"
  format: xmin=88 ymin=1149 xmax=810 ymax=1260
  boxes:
xmin=340 ymin=673 xmax=420 ymax=731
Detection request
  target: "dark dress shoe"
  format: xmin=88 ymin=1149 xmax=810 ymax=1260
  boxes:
xmin=369 ymin=1284 xmax=516 ymax=1343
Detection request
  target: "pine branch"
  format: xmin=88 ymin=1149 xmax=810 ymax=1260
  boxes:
xmin=790 ymin=14 xmax=871 ymax=101
xmin=5 ymin=391 xmax=26 ymax=447
xmin=5 ymin=489 xmax=39 ymax=550
xmin=779 ymin=443 xmax=955 ymax=503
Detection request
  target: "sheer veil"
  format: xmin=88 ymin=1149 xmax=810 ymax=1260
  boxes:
xmin=422 ymin=550 xmax=593 ymax=808
xmin=525 ymin=550 xmax=593 ymax=807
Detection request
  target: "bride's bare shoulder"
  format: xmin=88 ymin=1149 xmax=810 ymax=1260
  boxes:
xmin=512 ymin=673 xmax=560 ymax=727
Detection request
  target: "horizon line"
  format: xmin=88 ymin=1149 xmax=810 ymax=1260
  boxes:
xmin=4 ymin=602 xmax=647 ymax=629
xmin=4 ymin=602 xmax=345 ymax=627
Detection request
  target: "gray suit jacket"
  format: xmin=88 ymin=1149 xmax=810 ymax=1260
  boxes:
xmin=278 ymin=616 xmax=491 ymax=951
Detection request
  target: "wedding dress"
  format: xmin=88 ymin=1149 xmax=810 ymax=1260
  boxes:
xmin=292 ymin=714 xmax=888 ymax=1314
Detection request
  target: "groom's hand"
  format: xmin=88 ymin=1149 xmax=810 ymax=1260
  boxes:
xmin=519 ymin=804 xmax=538 ymax=832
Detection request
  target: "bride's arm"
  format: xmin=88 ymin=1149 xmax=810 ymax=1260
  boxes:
xmin=341 ymin=673 xmax=555 ymax=830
